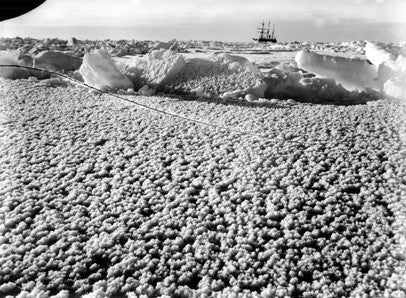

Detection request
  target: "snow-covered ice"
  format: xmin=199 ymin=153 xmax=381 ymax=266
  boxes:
xmin=121 ymin=49 xmax=186 ymax=89
xmin=208 ymin=53 xmax=262 ymax=75
xmin=0 ymin=79 xmax=405 ymax=297
xmin=1 ymin=38 xmax=406 ymax=297
xmin=34 ymin=51 xmax=82 ymax=73
xmin=295 ymin=50 xmax=380 ymax=91
xmin=363 ymin=43 xmax=406 ymax=100
xmin=79 ymin=50 xmax=133 ymax=91
xmin=166 ymin=52 xmax=265 ymax=98
xmin=264 ymin=68 xmax=380 ymax=104
xmin=0 ymin=51 xmax=36 ymax=79
xmin=1 ymin=38 xmax=400 ymax=102
xmin=151 ymin=39 xmax=179 ymax=51
xmin=384 ymin=79 xmax=406 ymax=100
xmin=138 ymin=84 xmax=156 ymax=96
xmin=364 ymin=41 xmax=399 ymax=68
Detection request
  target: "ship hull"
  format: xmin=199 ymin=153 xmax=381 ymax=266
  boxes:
xmin=253 ymin=38 xmax=277 ymax=43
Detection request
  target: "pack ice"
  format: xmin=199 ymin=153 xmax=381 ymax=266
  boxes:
xmin=208 ymin=53 xmax=262 ymax=75
xmin=264 ymin=68 xmax=376 ymax=104
xmin=0 ymin=51 xmax=37 ymax=79
xmin=295 ymin=50 xmax=380 ymax=91
xmin=80 ymin=50 xmax=133 ymax=91
xmin=34 ymin=51 xmax=82 ymax=72
xmin=118 ymin=50 xmax=265 ymax=98
xmin=365 ymin=41 xmax=406 ymax=100
xmin=295 ymin=42 xmax=406 ymax=100
xmin=166 ymin=53 xmax=266 ymax=98
xmin=121 ymin=49 xmax=186 ymax=89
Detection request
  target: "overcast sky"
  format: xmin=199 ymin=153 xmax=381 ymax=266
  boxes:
xmin=0 ymin=0 xmax=405 ymax=42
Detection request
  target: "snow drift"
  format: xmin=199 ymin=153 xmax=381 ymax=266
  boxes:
xmin=295 ymin=50 xmax=380 ymax=92
xmin=208 ymin=53 xmax=262 ymax=75
xmin=116 ymin=50 xmax=266 ymax=98
xmin=264 ymin=68 xmax=378 ymax=104
xmin=165 ymin=52 xmax=265 ymax=98
xmin=80 ymin=50 xmax=133 ymax=91
xmin=122 ymin=49 xmax=186 ymax=89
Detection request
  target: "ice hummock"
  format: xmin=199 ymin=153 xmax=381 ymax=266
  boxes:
xmin=364 ymin=41 xmax=399 ymax=68
xmin=151 ymin=39 xmax=179 ymax=51
xmin=34 ymin=51 xmax=82 ymax=72
xmin=263 ymin=67 xmax=379 ymax=104
xmin=121 ymin=49 xmax=186 ymax=89
xmin=115 ymin=50 xmax=266 ymax=98
xmin=208 ymin=53 xmax=262 ymax=75
xmin=384 ymin=79 xmax=406 ymax=100
xmin=80 ymin=50 xmax=133 ymax=91
xmin=1 ymin=38 xmax=405 ymax=102
xmin=382 ymin=53 xmax=406 ymax=100
xmin=165 ymin=52 xmax=265 ymax=98
xmin=0 ymin=51 xmax=39 ymax=79
xmin=362 ymin=42 xmax=406 ymax=100
xmin=295 ymin=41 xmax=405 ymax=100
xmin=295 ymin=50 xmax=380 ymax=92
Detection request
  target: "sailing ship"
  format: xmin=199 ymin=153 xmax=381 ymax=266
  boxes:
xmin=253 ymin=21 xmax=277 ymax=43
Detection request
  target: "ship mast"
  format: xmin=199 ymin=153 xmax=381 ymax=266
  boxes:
xmin=258 ymin=21 xmax=265 ymax=39
xmin=267 ymin=22 xmax=271 ymax=40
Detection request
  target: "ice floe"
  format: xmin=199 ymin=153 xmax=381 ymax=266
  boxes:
xmin=1 ymin=77 xmax=405 ymax=297
xmin=264 ymin=68 xmax=378 ymax=104
xmin=79 ymin=50 xmax=133 ymax=91
xmin=295 ymin=50 xmax=380 ymax=92
xmin=34 ymin=51 xmax=82 ymax=72
xmin=1 ymin=37 xmax=405 ymax=102
xmin=208 ymin=53 xmax=262 ymax=75
xmin=362 ymin=42 xmax=406 ymax=100
xmin=166 ymin=52 xmax=265 ymax=98
xmin=365 ymin=41 xmax=399 ymax=68
xmin=384 ymin=79 xmax=406 ymax=100
xmin=122 ymin=49 xmax=186 ymax=89
xmin=151 ymin=39 xmax=179 ymax=51
xmin=0 ymin=50 xmax=45 ymax=79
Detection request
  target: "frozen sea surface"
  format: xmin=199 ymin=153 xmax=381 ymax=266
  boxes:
xmin=0 ymin=79 xmax=406 ymax=297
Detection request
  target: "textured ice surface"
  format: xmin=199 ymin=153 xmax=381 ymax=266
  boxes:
xmin=384 ymin=79 xmax=406 ymax=100
xmin=1 ymin=38 xmax=404 ymax=102
xmin=382 ymin=55 xmax=406 ymax=100
xmin=166 ymin=52 xmax=265 ymax=98
xmin=34 ymin=51 xmax=82 ymax=72
xmin=264 ymin=68 xmax=378 ymax=104
xmin=359 ymin=42 xmax=406 ymax=100
xmin=138 ymin=84 xmax=156 ymax=96
xmin=79 ymin=50 xmax=133 ymax=91
xmin=122 ymin=49 xmax=186 ymax=89
xmin=191 ymin=86 xmax=211 ymax=98
xmin=397 ymin=53 xmax=406 ymax=77
xmin=151 ymin=39 xmax=178 ymax=51
xmin=365 ymin=44 xmax=406 ymax=100
xmin=365 ymin=41 xmax=399 ymax=68
xmin=0 ymin=51 xmax=36 ymax=79
xmin=208 ymin=53 xmax=262 ymax=75
xmin=387 ymin=53 xmax=406 ymax=82
xmin=1 ymin=79 xmax=405 ymax=297
xmin=295 ymin=50 xmax=380 ymax=91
